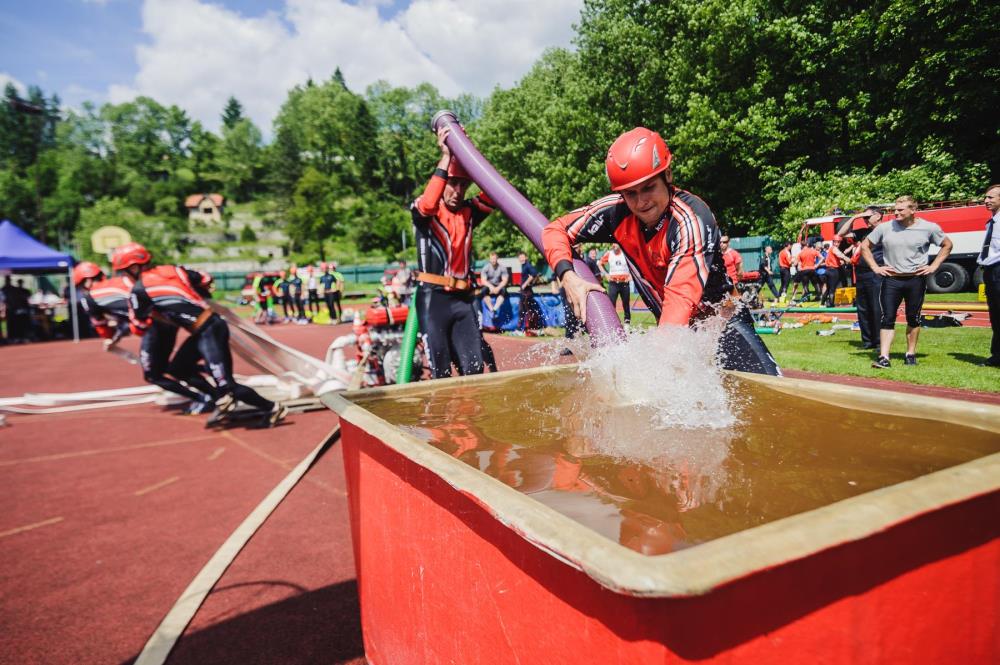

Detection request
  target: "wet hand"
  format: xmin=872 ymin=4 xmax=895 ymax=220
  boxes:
xmin=562 ymin=271 xmax=605 ymax=325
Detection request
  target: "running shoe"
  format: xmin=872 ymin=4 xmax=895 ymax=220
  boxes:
xmin=268 ymin=403 xmax=289 ymax=427
xmin=215 ymin=393 xmax=236 ymax=413
xmin=185 ymin=398 xmax=215 ymax=415
xmin=904 ymin=354 xmax=917 ymax=366
xmin=871 ymin=356 xmax=891 ymax=369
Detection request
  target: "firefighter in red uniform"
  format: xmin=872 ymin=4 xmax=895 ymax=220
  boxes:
xmin=114 ymin=243 xmax=287 ymax=425
xmin=543 ymin=127 xmax=778 ymax=375
xmin=78 ymin=257 xmax=217 ymax=413
xmin=411 ymin=125 xmax=497 ymax=378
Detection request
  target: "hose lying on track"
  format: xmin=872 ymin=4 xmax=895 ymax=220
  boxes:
xmin=134 ymin=424 xmax=342 ymax=665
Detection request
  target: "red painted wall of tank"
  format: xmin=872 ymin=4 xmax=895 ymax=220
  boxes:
xmin=340 ymin=419 xmax=1000 ymax=665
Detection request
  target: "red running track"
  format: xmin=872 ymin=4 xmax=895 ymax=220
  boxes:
xmin=0 ymin=323 xmax=995 ymax=664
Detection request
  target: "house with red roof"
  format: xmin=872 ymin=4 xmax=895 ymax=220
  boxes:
xmin=185 ymin=193 xmax=226 ymax=223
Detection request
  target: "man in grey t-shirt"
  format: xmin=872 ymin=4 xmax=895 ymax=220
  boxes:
xmin=861 ymin=195 xmax=953 ymax=368
xmin=479 ymin=252 xmax=509 ymax=313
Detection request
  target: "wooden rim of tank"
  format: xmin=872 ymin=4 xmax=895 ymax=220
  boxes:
xmin=322 ymin=366 xmax=1000 ymax=598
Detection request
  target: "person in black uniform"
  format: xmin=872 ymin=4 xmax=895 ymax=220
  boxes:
xmin=116 ymin=242 xmax=286 ymax=425
xmin=845 ymin=207 xmax=885 ymax=351
xmin=411 ymin=124 xmax=496 ymax=378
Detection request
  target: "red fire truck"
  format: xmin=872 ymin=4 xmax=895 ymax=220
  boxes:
xmin=800 ymin=200 xmax=989 ymax=293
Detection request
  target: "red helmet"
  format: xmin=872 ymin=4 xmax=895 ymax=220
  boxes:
xmin=111 ymin=242 xmax=151 ymax=271
xmin=72 ymin=261 xmax=105 ymax=286
xmin=605 ymin=127 xmax=673 ymax=191
xmin=447 ymin=157 xmax=470 ymax=181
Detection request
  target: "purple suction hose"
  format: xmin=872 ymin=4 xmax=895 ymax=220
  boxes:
xmin=431 ymin=110 xmax=626 ymax=346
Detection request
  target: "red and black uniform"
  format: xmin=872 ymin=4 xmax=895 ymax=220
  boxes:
xmin=544 ymin=187 xmax=778 ymax=375
xmin=545 ymin=188 xmax=730 ymax=325
xmin=130 ymin=265 xmax=273 ymax=411
xmin=80 ymin=276 xmax=133 ymax=341
xmin=411 ymin=168 xmax=496 ymax=378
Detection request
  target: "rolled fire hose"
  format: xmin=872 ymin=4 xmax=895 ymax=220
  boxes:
xmin=431 ymin=110 xmax=626 ymax=346
xmin=395 ymin=303 xmax=420 ymax=384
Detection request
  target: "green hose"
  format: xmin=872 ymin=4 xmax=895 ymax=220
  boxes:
xmin=395 ymin=303 xmax=420 ymax=384
xmin=755 ymin=327 xmax=780 ymax=335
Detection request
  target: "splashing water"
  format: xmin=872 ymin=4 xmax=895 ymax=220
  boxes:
xmin=578 ymin=319 xmax=737 ymax=430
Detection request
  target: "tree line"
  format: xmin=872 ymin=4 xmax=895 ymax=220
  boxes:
xmin=2 ymin=0 xmax=996 ymax=263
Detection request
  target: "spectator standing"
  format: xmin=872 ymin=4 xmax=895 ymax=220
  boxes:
xmin=848 ymin=207 xmax=885 ymax=350
xmin=274 ymin=270 xmax=293 ymax=322
xmin=789 ymin=241 xmax=821 ymax=302
xmin=821 ymin=238 xmax=850 ymax=306
xmin=2 ymin=277 xmax=31 ymax=342
xmin=978 ymin=184 xmax=1000 ymax=367
xmin=321 ymin=262 xmax=344 ymax=323
xmin=862 ymin=195 xmax=953 ymax=368
xmin=777 ymin=241 xmax=793 ymax=299
xmin=599 ymin=243 xmax=632 ymax=326
xmin=287 ymin=265 xmax=305 ymax=322
xmin=758 ymin=244 xmax=779 ymax=299
xmin=720 ymin=236 xmax=742 ymax=283
xmin=411 ymin=124 xmax=496 ymax=378
xmin=517 ymin=251 xmax=541 ymax=333
xmin=479 ymin=251 xmax=509 ymax=314
xmin=305 ymin=266 xmax=320 ymax=318
xmin=584 ymin=247 xmax=603 ymax=282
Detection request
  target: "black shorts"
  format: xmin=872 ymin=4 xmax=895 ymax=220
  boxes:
xmin=879 ymin=275 xmax=926 ymax=329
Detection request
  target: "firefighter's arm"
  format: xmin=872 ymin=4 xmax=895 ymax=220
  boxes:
xmin=127 ymin=290 xmax=152 ymax=337
xmin=659 ymin=224 xmax=706 ymax=327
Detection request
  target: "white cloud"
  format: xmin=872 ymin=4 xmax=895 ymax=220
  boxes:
xmin=107 ymin=0 xmax=582 ymax=133
xmin=0 ymin=72 xmax=27 ymax=95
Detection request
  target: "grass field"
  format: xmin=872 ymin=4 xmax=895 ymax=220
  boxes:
xmin=762 ymin=325 xmax=997 ymax=392
xmin=624 ymin=308 xmax=996 ymax=393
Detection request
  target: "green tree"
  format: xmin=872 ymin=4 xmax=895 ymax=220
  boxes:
xmin=221 ymin=96 xmax=245 ymax=130
xmin=217 ymin=118 xmax=263 ymax=201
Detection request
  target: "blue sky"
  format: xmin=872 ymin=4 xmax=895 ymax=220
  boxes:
xmin=1 ymin=0 xmax=581 ymax=132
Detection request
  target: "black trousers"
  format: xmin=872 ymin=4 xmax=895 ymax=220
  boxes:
xmin=760 ymin=272 xmax=779 ymax=298
xmin=716 ymin=307 xmax=780 ymax=376
xmin=140 ymin=323 xmax=207 ymax=402
xmin=879 ymin=275 xmax=926 ymax=329
xmin=823 ymin=268 xmax=840 ymax=306
xmin=983 ymin=264 xmax=999 ymax=361
xmin=325 ymin=292 xmax=342 ymax=321
xmin=416 ymin=286 xmax=485 ymax=379
xmin=854 ymin=270 xmax=883 ymax=348
xmin=779 ymin=268 xmax=791 ymax=296
xmin=196 ymin=316 xmax=274 ymax=410
xmin=607 ymin=280 xmax=631 ymax=323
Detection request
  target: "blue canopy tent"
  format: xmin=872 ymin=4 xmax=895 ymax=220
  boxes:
xmin=0 ymin=219 xmax=80 ymax=341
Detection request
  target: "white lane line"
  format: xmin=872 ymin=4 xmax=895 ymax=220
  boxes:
xmin=134 ymin=476 xmax=181 ymax=497
xmin=0 ymin=516 xmax=65 ymax=539
xmin=0 ymin=435 xmax=217 ymax=467
xmin=207 ymin=447 xmax=226 ymax=461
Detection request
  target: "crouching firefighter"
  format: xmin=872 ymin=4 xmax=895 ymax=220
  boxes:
xmin=77 ymin=258 xmax=214 ymax=413
xmin=543 ymin=127 xmax=779 ymax=375
xmin=114 ymin=242 xmax=287 ymax=425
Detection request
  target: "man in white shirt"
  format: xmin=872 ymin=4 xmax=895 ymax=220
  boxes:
xmin=979 ymin=184 xmax=1000 ymax=367
xmin=599 ymin=243 xmax=632 ymax=325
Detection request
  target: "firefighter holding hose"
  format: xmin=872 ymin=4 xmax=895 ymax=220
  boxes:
xmin=542 ymin=127 xmax=778 ymax=375
xmin=115 ymin=242 xmax=287 ymax=425
xmin=411 ymin=125 xmax=497 ymax=378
